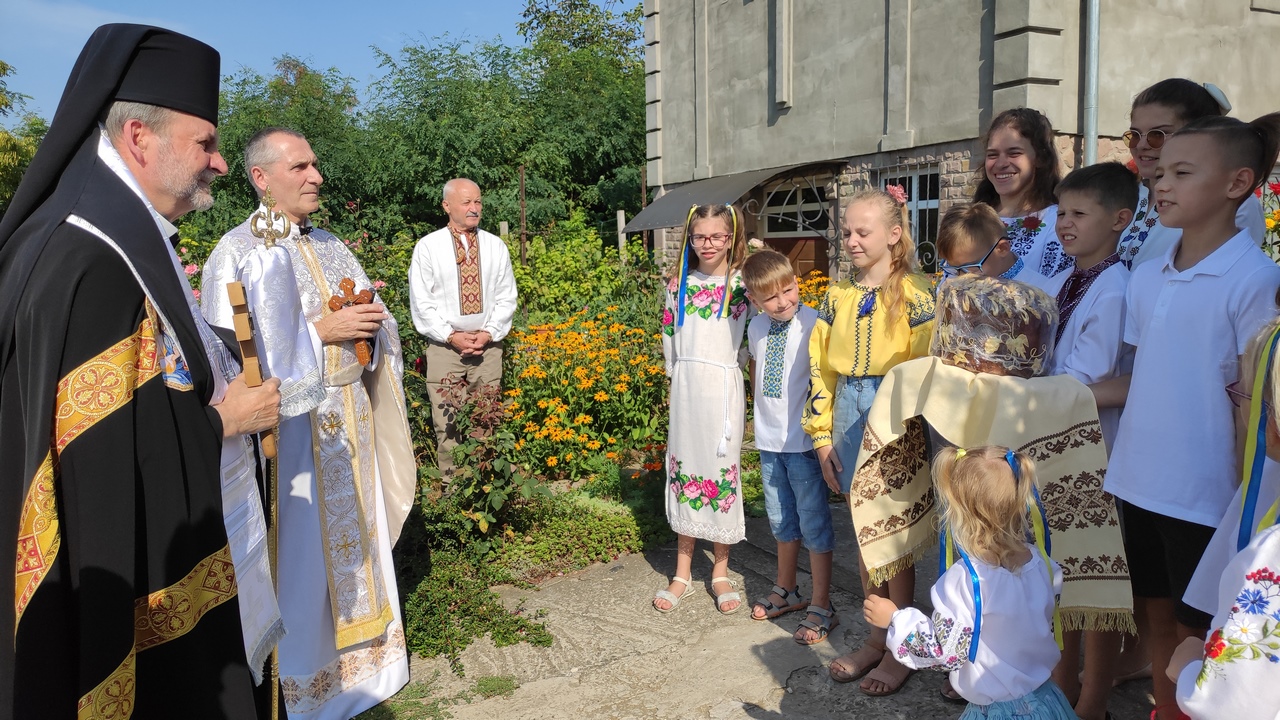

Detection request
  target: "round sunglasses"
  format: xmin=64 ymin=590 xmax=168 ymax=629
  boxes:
xmin=1122 ymin=129 xmax=1168 ymax=150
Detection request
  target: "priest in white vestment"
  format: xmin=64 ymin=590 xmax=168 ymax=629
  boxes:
xmin=202 ymin=127 xmax=417 ymax=719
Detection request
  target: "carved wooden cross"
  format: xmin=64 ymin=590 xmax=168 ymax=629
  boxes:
xmin=328 ymin=277 xmax=376 ymax=366
xmin=226 ymin=280 xmax=277 ymax=459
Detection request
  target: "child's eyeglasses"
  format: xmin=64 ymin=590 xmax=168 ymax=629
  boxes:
xmin=1122 ymin=129 xmax=1168 ymax=150
xmin=940 ymin=238 xmax=1004 ymax=278
xmin=1227 ymin=380 xmax=1271 ymax=413
xmin=690 ymin=233 xmax=731 ymax=247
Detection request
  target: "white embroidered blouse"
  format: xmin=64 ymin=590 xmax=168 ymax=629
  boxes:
xmin=1177 ymin=523 xmax=1280 ymax=719
xmin=886 ymin=547 xmax=1063 ymax=706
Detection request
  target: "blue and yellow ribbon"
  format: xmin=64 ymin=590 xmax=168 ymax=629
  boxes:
xmin=1239 ymin=324 xmax=1280 ymax=550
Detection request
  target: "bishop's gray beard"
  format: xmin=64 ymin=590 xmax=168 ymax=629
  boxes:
xmin=157 ymin=140 xmax=217 ymax=212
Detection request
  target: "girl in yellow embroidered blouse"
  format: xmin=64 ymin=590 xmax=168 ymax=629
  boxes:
xmin=807 ymin=187 xmax=935 ymax=695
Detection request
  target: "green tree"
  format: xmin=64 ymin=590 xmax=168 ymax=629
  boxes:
xmin=0 ymin=61 xmax=48 ymax=215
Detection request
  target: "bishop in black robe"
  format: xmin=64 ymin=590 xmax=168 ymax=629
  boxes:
xmin=0 ymin=25 xmax=273 ymax=719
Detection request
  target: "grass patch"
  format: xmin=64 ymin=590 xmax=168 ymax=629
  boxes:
xmin=355 ymin=676 xmax=458 ymax=720
xmin=740 ymin=450 xmax=765 ymax=518
xmin=473 ymin=675 xmax=519 ymax=699
xmin=496 ymin=474 xmax=671 ymax=583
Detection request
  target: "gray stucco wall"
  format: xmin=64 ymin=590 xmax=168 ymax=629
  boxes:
xmin=646 ymin=0 xmax=1280 ymax=187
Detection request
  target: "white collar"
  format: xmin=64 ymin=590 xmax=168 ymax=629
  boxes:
xmin=95 ymin=126 xmax=180 ymax=241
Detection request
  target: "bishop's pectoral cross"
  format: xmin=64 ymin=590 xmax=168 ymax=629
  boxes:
xmin=328 ymin=278 xmax=375 ymax=366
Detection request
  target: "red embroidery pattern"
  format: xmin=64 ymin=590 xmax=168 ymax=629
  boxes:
xmin=452 ymin=228 xmax=484 ymax=315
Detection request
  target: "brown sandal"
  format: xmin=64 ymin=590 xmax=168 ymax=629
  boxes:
xmin=859 ymin=658 xmax=914 ymax=697
xmin=828 ymin=643 xmax=885 ymax=683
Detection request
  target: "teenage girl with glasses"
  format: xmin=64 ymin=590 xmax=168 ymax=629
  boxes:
xmin=1118 ymin=79 xmax=1266 ymax=268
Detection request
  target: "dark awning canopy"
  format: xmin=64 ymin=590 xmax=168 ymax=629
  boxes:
xmin=624 ymin=163 xmax=818 ymax=233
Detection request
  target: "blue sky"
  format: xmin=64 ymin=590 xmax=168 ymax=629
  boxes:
xmin=2 ymin=0 xmax=587 ymax=120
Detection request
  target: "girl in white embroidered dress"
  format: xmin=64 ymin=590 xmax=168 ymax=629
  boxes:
xmin=653 ymin=204 xmax=753 ymax=615
xmin=864 ymin=446 xmax=1075 ymax=719
xmin=1169 ymin=318 xmax=1280 ymax=719
xmin=973 ymin=108 xmax=1070 ymax=277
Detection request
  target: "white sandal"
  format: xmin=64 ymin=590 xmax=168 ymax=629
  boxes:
xmin=653 ymin=576 xmax=691 ymax=613
xmin=712 ymin=576 xmax=742 ymax=615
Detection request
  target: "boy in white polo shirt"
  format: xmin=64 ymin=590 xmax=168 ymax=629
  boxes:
xmin=1104 ymin=113 xmax=1280 ymax=720
xmin=742 ymin=250 xmax=836 ymax=646
xmin=937 ymin=203 xmax=1053 ymax=292
xmin=1042 ymin=161 xmax=1137 ymax=720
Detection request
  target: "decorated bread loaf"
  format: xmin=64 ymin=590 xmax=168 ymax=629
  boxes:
xmin=930 ymin=274 xmax=1058 ymax=378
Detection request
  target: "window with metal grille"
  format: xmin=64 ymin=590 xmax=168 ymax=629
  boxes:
xmin=877 ymin=166 xmax=941 ymax=273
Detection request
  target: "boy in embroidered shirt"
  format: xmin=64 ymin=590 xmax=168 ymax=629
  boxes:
xmin=937 ymin=203 xmax=1053 ymax=292
xmin=1041 ymin=162 xmax=1137 ymax=720
xmin=742 ymin=251 xmax=836 ymax=645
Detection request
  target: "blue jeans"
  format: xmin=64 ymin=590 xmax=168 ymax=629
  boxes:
xmin=831 ymin=375 xmax=883 ymax=494
xmin=759 ymin=449 xmax=834 ymax=553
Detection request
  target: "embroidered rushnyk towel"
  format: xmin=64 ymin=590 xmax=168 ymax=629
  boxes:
xmin=852 ymin=356 xmax=1135 ymax=633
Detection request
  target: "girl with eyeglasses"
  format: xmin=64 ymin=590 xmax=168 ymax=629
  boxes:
xmin=1118 ymin=79 xmax=1267 ymax=268
xmin=806 ymin=187 xmax=936 ymax=697
xmin=973 ymin=108 xmax=1071 ymax=278
xmin=654 ymin=204 xmax=754 ymax=616
xmin=863 ymin=446 xmax=1075 ymax=719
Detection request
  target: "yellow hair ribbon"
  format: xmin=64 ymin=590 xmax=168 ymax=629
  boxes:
xmin=954 ymin=448 xmax=966 ymax=459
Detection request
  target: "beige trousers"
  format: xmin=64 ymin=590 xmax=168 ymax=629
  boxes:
xmin=423 ymin=339 xmax=503 ymax=477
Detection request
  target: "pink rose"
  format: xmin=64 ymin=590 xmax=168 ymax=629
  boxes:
xmin=720 ymin=493 xmax=736 ymax=513
xmin=179 ymin=246 xmax=188 ymax=256
xmin=670 ymin=482 xmax=681 ymax=497
xmin=667 ymin=275 xmax=680 ymax=292
xmin=712 ymin=285 xmax=725 ymax=302
xmin=184 ymin=263 xmax=198 ymax=276
xmin=191 ymin=289 xmax=201 ymax=301
xmin=682 ymin=480 xmax=702 ymax=500
xmin=726 ymin=464 xmax=739 ymax=487
xmin=668 ymin=454 xmax=679 ymax=477
xmin=661 ymin=308 xmax=674 ymax=327
xmin=373 ymin=280 xmax=387 ymax=289
xmin=702 ymin=478 xmax=720 ymax=500
xmin=690 ymin=288 xmax=714 ymax=308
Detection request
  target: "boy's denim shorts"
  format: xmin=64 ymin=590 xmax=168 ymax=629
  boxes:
xmin=759 ymin=449 xmax=834 ymax=553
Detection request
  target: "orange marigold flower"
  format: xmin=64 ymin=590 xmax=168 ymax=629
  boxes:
xmin=614 ymin=383 xmax=628 ymax=393
xmin=573 ymin=414 xmax=592 ymax=425
xmin=606 ymin=305 xmax=619 ymax=311
xmin=546 ymin=456 xmax=558 ymax=467
xmin=607 ymin=437 xmax=616 ymax=444
xmin=505 ymin=388 xmax=522 ymax=397
xmin=587 ymin=440 xmax=602 ymax=450
xmin=594 ymin=391 xmax=609 ymax=402
xmin=619 ymin=373 xmax=631 ymax=382
xmin=605 ymin=450 xmax=617 ymax=459
xmin=565 ymin=452 xmax=574 ymax=461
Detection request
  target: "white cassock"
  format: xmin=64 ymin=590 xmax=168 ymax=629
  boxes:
xmin=202 ymin=209 xmax=416 ymax=720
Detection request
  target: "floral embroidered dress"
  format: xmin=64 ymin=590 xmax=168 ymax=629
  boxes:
xmin=661 ymin=270 xmax=753 ymax=543
xmin=1176 ymin=523 xmax=1280 ymax=719
xmin=1002 ymin=205 xmax=1071 ymax=278
xmin=887 ymin=548 xmax=1064 ymax=707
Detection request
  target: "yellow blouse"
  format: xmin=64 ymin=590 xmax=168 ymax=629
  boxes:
xmin=803 ymin=273 xmax=936 ymax=448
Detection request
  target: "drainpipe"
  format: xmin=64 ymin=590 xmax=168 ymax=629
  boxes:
xmin=1083 ymin=0 xmax=1100 ymax=165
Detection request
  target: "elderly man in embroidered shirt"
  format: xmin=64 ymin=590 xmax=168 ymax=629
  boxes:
xmin=409 ymin=178 xmax=518 ymax=478
xmin=202 ymin=127 xmax=416 ymax=720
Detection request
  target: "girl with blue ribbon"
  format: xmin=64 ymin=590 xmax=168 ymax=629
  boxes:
xmin=654 ymin=204 xmax=754 ymax=615
xmin=864 ymin=446 xmax=1074 ymax=719
xmin=1167 ymin=318 xmax=1280 ymax=719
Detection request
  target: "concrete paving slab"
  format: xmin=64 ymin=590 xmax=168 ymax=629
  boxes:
xmin=401 ymin=498 xmax=1156 ymax=719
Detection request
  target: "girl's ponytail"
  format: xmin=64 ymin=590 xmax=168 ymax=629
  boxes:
xmin=1247 ymin=113 xmax=1280 ymax=192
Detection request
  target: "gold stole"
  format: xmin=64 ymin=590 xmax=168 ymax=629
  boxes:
xmin=451 ymin=228 xmax=484 ymax=315
xmin=294 ymin=238 xmax=394 ymax=649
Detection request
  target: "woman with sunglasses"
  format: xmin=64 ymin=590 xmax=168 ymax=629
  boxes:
xmin=1118 ymin=79 xmax=1266 ymax=268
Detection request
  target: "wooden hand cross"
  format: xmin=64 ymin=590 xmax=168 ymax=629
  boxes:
xmin=328 ymin=277 xmax=376 ymax=365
